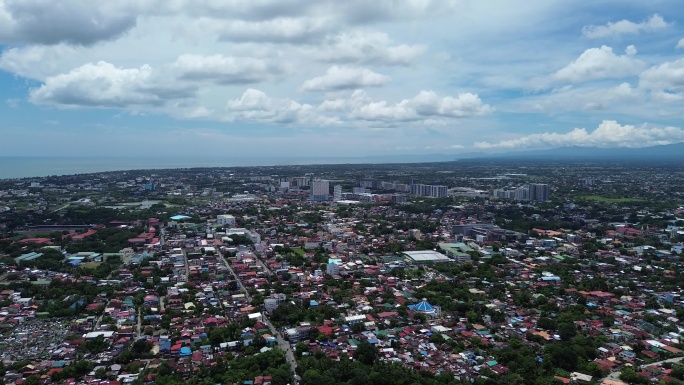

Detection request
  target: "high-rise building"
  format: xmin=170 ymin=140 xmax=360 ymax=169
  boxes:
xmin=310 ymin=179 xmax=330 ymax=201
xmin=431 ymin=185 xmax=448 ymax=198
xmin=529 ymin=183 xmax=550 ymax=202
xmin=493 ymin=184 xmax=549 ymax=202
xmin=333 ymin=185 xmax=343 ymax=201
xmin=359 ymin=179 xmax=375 ymax=188
xmin=514 ymin=186 xmax=529 ymax=201
xmin=411 ymin=183 xmax=448 ymax=198
xmin=292 ymin=176 xmax=311 ymax=187
xmin=493 ymin=189 xmax=515 ymax=199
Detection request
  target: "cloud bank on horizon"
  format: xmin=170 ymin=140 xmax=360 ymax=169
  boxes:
xmin=1 ymin=1 xmax=684 ymax=156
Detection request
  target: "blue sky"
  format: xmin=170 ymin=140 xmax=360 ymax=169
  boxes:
xmin=1 ymin=0 xmax=684 ymax=157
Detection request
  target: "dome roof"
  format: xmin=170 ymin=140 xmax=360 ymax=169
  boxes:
xmin=414 ymin=298 xmax=435 ymax=312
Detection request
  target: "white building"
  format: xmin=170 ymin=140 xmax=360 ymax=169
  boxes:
xmin=311 ymin=180 xmax=330 ymax=200
xmin=410 ymin=184 xmax=448 ymax=198
xmin=333 ymin=185 xmax=343 ymax=201
xmin=225 ymin=228 xmax=261 ymax=244
xmin=217 ymin=214 xmax=236 ymax=228
xmin=326 ymin=262 xmax=340 ymax=276
xmin=264 ymin=293 xmax=286 ymax=313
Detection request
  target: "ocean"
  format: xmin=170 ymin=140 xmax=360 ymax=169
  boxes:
xmin=0 ymin=155 xmax=449 ymax=180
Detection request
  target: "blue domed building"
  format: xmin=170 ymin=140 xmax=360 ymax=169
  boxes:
xmin=409 ymin=298 xmax=441 ymax=317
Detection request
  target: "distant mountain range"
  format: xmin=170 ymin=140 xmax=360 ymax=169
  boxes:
xmin=453 ymin=142 xmax=684 ymax=161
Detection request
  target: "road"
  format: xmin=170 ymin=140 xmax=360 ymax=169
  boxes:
xmin=49 ymin=203 xmax=70 ymax=214
xmin=252 ymin=251 xmax=274 ymax=276
xmin=644 ymin=356 xmax=684 ymax=367
xmin=263 ymin=317 xmax=299 ymax=384
xmin=217 ymin=249 xmax=252 ymax=302
xmin=136 ymin=307 xmax=142 ymax=339
xmin=218 ymin=249 xmax=298 ymax=383
xmin=94 ymin=310 xmax=105 ymax=330
xmin=180 ymin=249 xmax=190 ymax=277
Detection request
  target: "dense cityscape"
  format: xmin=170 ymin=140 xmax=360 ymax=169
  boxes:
xmin=3 ymin=0 xmax=684 ymax=384
xmin=0 ymin=160 xmax=683 ymax=385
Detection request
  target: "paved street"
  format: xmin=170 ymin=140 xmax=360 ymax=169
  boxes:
xmin=643 ymin=357 xmax=684 ymax=367
xmin=253 ymin=253 xmax=274 ymax=276
xmin=263 ymin=317 xmax=299 ymax=384
xmin=218 ymin=249 xmax=252 ymax=302
xmin=218 ymin=249 xmax=297 ymax=383
xmin=136 ymin=307 xmax=142 ymax=339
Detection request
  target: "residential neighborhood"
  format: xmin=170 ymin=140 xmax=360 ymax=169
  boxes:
xmin=1 ymin=161 xmax=684 ymax=385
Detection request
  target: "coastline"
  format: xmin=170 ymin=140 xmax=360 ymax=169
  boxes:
xmin=0 ymin=155 xmax=450 ymax=180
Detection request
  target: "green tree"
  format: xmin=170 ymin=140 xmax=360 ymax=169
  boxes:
xmin=537 ymin=317 xmax=557 ymax=330
xmin=355 ymin=342 xmax=379 ymax=365
xmin=586 ymin=362 xmax=604 ymax=378
xmin=557 ymin=322 xmax=577 ymax=341
xmin=620 ymin=367 xmax=649 ymax=384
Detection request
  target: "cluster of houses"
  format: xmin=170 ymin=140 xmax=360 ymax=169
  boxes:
xmin=2 ymin=184 xmax=684 ymax=385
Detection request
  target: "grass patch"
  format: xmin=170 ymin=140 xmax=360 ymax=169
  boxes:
xmin=292 ymin=248 xmax=305 ymax=256
xmin=576 ymin=195 xmax=645 ymax=204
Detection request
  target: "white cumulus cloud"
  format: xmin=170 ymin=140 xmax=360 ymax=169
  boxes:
xmin=582 ymin=14 xmax=669 ymax=39
xmin=226 ymin=88 xmax=340 ymax=125
xmin=313 ymin=30 xmax=426 ymax=66
xmin=173 ymin=54 xmax=284 ymax=84
xmin=0 ymin=44 xmax=76 ymax=80
xmin=474 ymin=120 xmax=684 ymax=149
xmin=640 ymin=58 xmax=684 ymax=93
xmin=0 ymin=0 xmax=147 ymax=45
xmin=551 ymin=45 xmax=643 ymax=83
xmin=0 ymin=0 xmax=462 ymax=47
xmin=216 ymin=17 xmax=333 ymax=44
xmin=336 ymin=0 xmax=463 ymax=25
xmin=519 ymin=82 xmax=641 ymax=113
xmin=226 ymin=88 xmax=492 ymax=126
xmin=351 ymin=90 xmax=493 ymax=121
xmin=29 ymin=61 xmax=195 ymax=108
xmin=301 ymin=66 xmax=390 ymax=92
xmin=175 ymin=0 xmax=461 ymax=25
xmin=677 ymin=38 xmax=684 ymax=49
